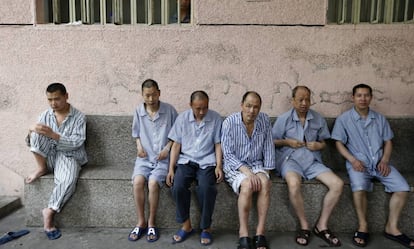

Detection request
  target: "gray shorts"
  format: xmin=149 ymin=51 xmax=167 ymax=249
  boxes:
xmin=281 ymin=159 xmax=331 ymax=180
xmin=224 ymin=165 xmax=270 ymax=194
xmin=131 ymin=158 xmax=168 ymax=186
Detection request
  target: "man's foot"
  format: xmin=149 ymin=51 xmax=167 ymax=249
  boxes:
xmin=200 ymin=230 xmax=213 ymax=246
xmin=384 ymin=232 xmax=414 ymax=248
xmin=172 ymin=228 xmax=194 ymax=244
xmin=26 ymin=169 xmax=48 ymax=183
xmin=296 ymin=229 xmax=311 ymax=246
xmin=42 ymin=208 xmax=56 ymax=231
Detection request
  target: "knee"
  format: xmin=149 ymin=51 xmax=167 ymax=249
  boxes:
xmin=133 ymin=175 xmax=146 ymax=189
xmin=286 ymin=178 xmax=302 ymax=194
xmin=330 ymin=178 xmax=344 ymax=193
xmin=148 ymin=179 xmax=159 ymax=191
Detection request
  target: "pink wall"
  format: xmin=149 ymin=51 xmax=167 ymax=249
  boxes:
xmin=0 ymin=1 xmax=413 ymax=197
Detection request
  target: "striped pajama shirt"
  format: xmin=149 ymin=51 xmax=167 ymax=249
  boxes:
xmin=30 ymin=105 xmax=87 ymax=212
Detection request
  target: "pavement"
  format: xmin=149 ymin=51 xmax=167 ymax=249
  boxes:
xmin=0 ymin=207 xmax=412 ymax=249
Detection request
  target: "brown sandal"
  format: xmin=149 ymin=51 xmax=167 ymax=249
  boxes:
xmin=313 ymin=226 xmax=341 ymax=247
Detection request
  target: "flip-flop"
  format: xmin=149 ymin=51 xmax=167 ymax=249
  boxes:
xmin=353 ymin=231 xmax=369 ymax=247
xmin=200 ymin=231 xmax=213 ymax=246
xmin=0 ymin=230 xmax=30 ymax=245
xmin=44 ymin=229 xmax=61 ymax=240
xmin=146 ymin=227 xmax=159 ymax=242
xmin=172 ymin=228 xmax=194 ymax=244
xmin=384 ymin=232 xmax=414 ymax=249
xmin=128 ymin=226 xmax=146 ymax=241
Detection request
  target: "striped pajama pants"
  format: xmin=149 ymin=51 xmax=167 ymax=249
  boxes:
xmin=30 ymin=132 xmax=81 ymax=213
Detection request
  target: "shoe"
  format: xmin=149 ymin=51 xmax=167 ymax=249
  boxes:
xmin=0 ymin=230 xmax=30 ymax=245
xmin=238 ymin=236 xmax=252 ymax=249
xmin=253 ymin=235 xmax=268 ymax=249
xmin=384 ymin=232 xmax=414 ymax=248
xmin=44 ymin=229 xmax=61 ymax=240
xmin=313 ymin=226 xmax=341 ymax=247
xmin=200 ymin=231 xmax=213 ymax=246
xmin=146 ymin=227 xmax=159 ymax=242
xmin=128 ymin=226 xmax=146 ymax=241
xmin=296 ymin=229 xmax=310 ymax=246
xmin=172 ymin=228 xmax=194 ymax=244
xmin=353 ymin=231 xmax=369 ymax=247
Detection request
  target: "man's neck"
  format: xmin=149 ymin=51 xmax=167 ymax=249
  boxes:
xmin=54 ymin=104 xmax=70 ymax=116
xmin=354 ymin=106 xmax=369 ymax=118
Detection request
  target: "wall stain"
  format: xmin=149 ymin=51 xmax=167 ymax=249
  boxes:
xmin=0 ymin=84 xmax=13 ymax=110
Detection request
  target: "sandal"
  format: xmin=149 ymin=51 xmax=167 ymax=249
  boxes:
xmin=384 ymin=232 xmax=414 ymax=249
xmin=200 ymin=231 xmax=213 ymax=246
xmin=253 ymin=235 xmax=268 ymax=249
xmin=353 ymin=231 xmax=369 ymax=247
xmin=172 ymin=228 xmax=194 ymax=244
xmin=296 ymin=229 xmax=310 ymax=246
xmin=313 ymin=226 xmax=341 ymax=247
xmin=128 ymin=226 xmax=146 ymax=241
xmin=238 ymin=236 xmax=252 ymax=249
xmin=146 ymin=227 xmax=159 ymax=242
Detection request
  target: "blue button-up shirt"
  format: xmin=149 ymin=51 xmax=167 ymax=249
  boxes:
xmin=168 ymin=109 xmax=222 ymax=169
xmin=331 ymin=107 xmax=393 ymax=170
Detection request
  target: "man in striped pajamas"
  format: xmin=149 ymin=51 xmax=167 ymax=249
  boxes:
xmin=222 ymin=91 xmax=275 ymax=249
xmin=26 ymin=83 xmax=87 ymax=240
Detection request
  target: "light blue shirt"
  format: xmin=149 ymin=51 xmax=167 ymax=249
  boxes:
xmin=168 ymin=109 xmax=222 ymax=169
xmin=132 ymin=101 xmax=178 ymax=164
xmin=331 ymin=107 xmax=393 ymax=170
xmin=222 ymin=112 xmax=275 ymax=171
xmin=272 ymin=108 xmax=330 ymax=169
xmin=38 ymin=105 xmax=88 ymax=165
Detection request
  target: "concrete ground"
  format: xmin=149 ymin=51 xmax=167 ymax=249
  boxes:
xmin=0 ymin=207 xmax=411 ymax=249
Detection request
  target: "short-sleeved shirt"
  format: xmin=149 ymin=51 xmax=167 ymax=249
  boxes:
xmin=168 ymin=109 xmax=222 ymax=169
xmin=132 ymin=101 xmax=178 ymax=165
xmin=222 ymin=112 xmax=275 ymax=172
xmin=272 ymin=108 xmax=330 ymax=173
xmin=36 ymin=105 xmax=88 ymax=165
xmin=331 ymin=107 xmax=393 ymax=171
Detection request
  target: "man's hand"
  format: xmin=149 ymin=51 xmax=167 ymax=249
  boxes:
xmin=30 ymin=124 xmax=58 ymax=140
xmin=286 ymin=139 xmax=305 ymax=148
xmin=166 ymin=170 xmax=174 ymax=187
xmin=247 ymin=173 xmax=262 ymax=192
xmin=137 ymin=148 xmax=147 ymax=158
xmin=156 ymin=148 xmax=169 ymax=161
xmin=377 ymin=160 xmax=391 ymax=177
xmin=305 ymin=141 xmax=323 ymax=151
xmin=215 ymin=167 xmax=223 ymax=183
xmin=351 ymin=158 xmax=365 ymax=172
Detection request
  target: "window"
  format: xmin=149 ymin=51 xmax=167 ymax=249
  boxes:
xmin=327 ymin=0 xmax=414 ymax=24
xmin=37 ymin=0 xmax=192 ymax=25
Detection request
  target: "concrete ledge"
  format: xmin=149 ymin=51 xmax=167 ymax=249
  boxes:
xmin=24 ymin=115 xmax=414 ymax=232
xmin=0 ymin=196 xmax=21 ymax=219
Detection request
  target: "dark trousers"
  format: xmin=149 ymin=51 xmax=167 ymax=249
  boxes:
xmin=172 ymin=162 xmax=217 ymax=230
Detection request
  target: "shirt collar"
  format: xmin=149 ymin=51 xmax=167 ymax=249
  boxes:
xmin=291 ymin=108 xmax=313 ymax=121
xmin=351 ymin=107 xmax=374 ymax=121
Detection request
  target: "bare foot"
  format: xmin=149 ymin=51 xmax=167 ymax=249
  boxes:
xmin=43 ymin=208 xmax=56 ymax=231
xmin=26 ymin=169 xmax=48 ymax=184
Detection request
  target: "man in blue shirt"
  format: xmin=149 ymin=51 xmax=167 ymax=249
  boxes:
xmin=128 ymin=79 xmax=178 ymax=242
xmin=26 ymin=83 xmax=87 ymax=240
xmin=222 ymin=91 xmax=275 ymax=249
xmin=273 ymin=86 xmax=343 ymax=247
xmin=166 ymin=90 xmax=223 ymax=246
xmin=332 ymin=83 xmax=413 ymax=248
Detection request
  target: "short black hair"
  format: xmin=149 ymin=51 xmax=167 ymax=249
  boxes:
xmin=141 ymin=79 xmax=160 ymax=91
xmin=292 ymin=86 xmax=311 ymax=98
xmin=241 ymin=91 xmax=262 ymax=106
xmin=46 ymin=83 xmax=67 ymax=95
xmin=352 ymin=83 xmax=372 ymax=96
xmin=190 ymin=90 xmax=209 ymax=103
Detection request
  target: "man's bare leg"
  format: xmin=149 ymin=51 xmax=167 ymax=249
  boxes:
xmin=26 ymin=153 xmax=48 ymax=183
xmin=42 ymin=208 xmax=57 ymax=231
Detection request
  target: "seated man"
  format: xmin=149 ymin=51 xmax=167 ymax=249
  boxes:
xmin=222 ymin=91 xmax=275 ymax=249
xmin=170 ymin=0 xmax=191 ymax=23
xmin=166 ymin=90 xmax=223 ymax=246
xmin=26 ymin=83 xmax=87 ymax=240
xmin=332 ymin=83 xmax=414 ymax=248
xmin=272 ymin=86 xmax=343 ymax=247
xmin=128 ymin=79 xmax=177 ymax=242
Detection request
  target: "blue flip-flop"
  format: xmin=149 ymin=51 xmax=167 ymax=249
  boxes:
xmin=45 ymin=229 xmax=61 ymax=240
xmin=146 ymin=227 xmax=159 ymax=242
xmin=200 ymin=231 xmax=213 ymax=246
xmin=128 ymin=226 xmax=147 ymax=241
xmin=0 ymin=230 xmax=30 ymax=245
xmin=172 ymin=228 xmax=194 ymax=244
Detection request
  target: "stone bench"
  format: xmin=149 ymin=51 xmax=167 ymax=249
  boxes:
xmin=24 ymin=115 xmax=414 ymax=232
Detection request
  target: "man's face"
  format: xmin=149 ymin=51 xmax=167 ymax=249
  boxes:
xmin=241 ymin=94 xmax=261 ymax=123
xmin=292 ymin=88 xmax=310 ymax=115
xmin=47 ymin=91 xmax=68 ymax=112
xmin=191 ymin=98 xmax=208 ymax=121
xmin=352 ymin=87 xmax=372 ymax=110
xmin=142 ymin=87 xmax=160 ymax=108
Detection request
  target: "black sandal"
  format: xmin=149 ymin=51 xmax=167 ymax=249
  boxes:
xmin=238 ymin=236 xmax=252 ymax=249
xmin=253 ymin=235 xmax=268 ymax=249
xmin=296 ymin=229 xmax=310 ymax=246
xmin=313 ymin=226 xmax=341 ymax=247
xmin=353 ymin=231 xmax=369 ymax=247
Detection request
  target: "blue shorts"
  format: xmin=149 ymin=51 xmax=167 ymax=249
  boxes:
xmin=347 ymin=163 xmax=409 ymax=192
xmin=132 ymin=157 xmax=168 ymax=186
xmin=281 ymin=160 xmax=331 ymax=180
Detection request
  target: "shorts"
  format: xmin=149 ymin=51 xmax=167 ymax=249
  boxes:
xmin=224 ymin=165 xmax=270 ymax=194
xmin=281 ymin=159 xmax=331 ymax=180
xmin=131 ymin=158 xmax=168 ymax=186
xmin=347 ymin=163 xmax=410 ymax=193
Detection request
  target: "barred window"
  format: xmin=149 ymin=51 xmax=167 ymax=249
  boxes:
xmin=37 ymin=0 xmax=191 ymax=25
xmin=328 ymin=0 xmax=414 ymax=24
